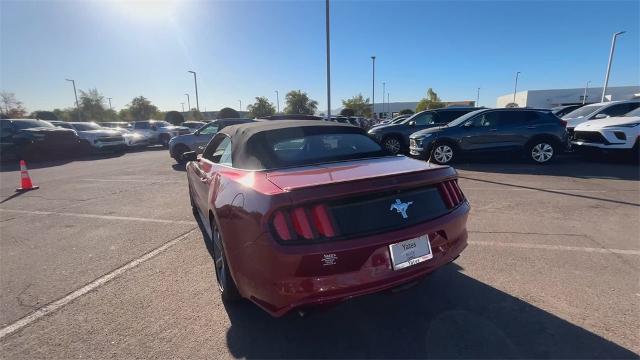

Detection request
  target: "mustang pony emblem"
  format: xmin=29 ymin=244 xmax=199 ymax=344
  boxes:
xmin=390 ymin=199 xmax=413 ymax=219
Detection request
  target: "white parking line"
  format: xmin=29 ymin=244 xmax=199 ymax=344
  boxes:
xmin=79 ymin=178 xmax=183 ymax=183
xmin=0 ymin=228 xmax=197 ymax=339
xmin=469 ymin=241 xmax=640 ymax=256
xmin=0 ymin=209 xmax=196 ymax=225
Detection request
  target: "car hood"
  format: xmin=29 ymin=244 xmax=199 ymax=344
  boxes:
xmin=170 ymin=133 xmax=196 ymax=143
xmin=266 ymin=156 xmax=448 ymax=191
xmin=78 ymin=129 xmax=120 ymax=136
xmin=369 ymin=123 xmax=406 ymax=132
xmin=411 ymin=126 xmax=447 ymax=138
xmin=161 ymin=125 xmax=189 ymax=131
xmin=20 ymin=127 xmax=75 ymax=134
xmin=574 ymin=116 xmax=640 ymax=130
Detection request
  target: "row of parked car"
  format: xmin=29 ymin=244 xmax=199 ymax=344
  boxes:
xmin=366 ymin=99 xmax=640 ymax=164
xmin=0 ymin=119 xmax=200 ymax=161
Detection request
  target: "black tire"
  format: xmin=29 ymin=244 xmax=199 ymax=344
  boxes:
xmin=527 ymin=139 xmax=557 ymax=164
xmin=172 ymin=144 xmax=190 ymax=163
xmin=381 ymin=135 xmax=403 ymax=155
xmin=210 ymin=218 xmax=241 ymax=302
xmin=160 ymin=134 xmax=171 ymax=148
xmin=430 ymin=142 xmax=456 ymax=165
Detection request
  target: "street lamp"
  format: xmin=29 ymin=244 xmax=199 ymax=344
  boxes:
xmin=181 ymin=102 xmax=185 ymax=112
xmin=513 ymin=71 xmax=521 ymax=105
xmin=583 ymin=81 xmax=591 ymax=105
xmin=371 ymin=56 xmax=376 ymax=118
xmin=275 ymin=90 xmax=280 ymax=113
xmin=382 ymin=82 xmax=386 ymax=117
xmin=184 ymin=93 xmax=191 ymax=111
xmin=387 ymin=92 xmax=390 ymax=116
xmin=107 ymin=97 xmax=112 ymax=110
xmin=325 ymin=0 xmax=331 ymax=120
xmin=187 ymin=70 xmax=200 ymax=111
xmin=476 ymin=87 xmax=480 ymax=107
xmin=239 ymin=100 xmax=242 ymax=110
xmin=601 ymin=31 xmax=625 ymax=102
xmin=65 ymin=78 xmax=81 ymax=121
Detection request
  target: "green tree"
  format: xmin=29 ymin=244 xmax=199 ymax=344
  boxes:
xmin=30 ymin=110 xmax=58 ymax=120
xmin=247 ymin=97 xmax=276 ymax=118
xmin=340 ymin=108 xmax=355 ymax=117
xmin=399 ymin=109 xmax=414 ymax=115
xmin=165 ymin=111 xmax=185 ymax=125
xmin=341 ymin=94 xmax=371 ymax=117
xmin=415 ymin=88 xmax=445 ymax=112
xmin=284 ymin=90 xmax=318 ymax=115
xmin=126 ymin=96 xmax=159 ymax=121
xmin=0 ymin=92 xmax=27 ymax=118
xmin=217 ymin=107 xmax=240 ymax=119
xmin=187 ymin=109 xmax=203 ymax=121
xmin=78 ymin=88 xmax=107 ymax=121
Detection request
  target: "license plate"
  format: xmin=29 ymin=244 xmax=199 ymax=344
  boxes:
xmin=389 ymin=235 xmax=432 ymax=270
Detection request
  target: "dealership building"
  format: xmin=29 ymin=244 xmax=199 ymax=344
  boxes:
xmin=496 ymin=85 xmax=640 ymax=108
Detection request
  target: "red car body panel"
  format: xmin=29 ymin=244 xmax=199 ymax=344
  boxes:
xmin=187 ymin=155 xmax=469 ymax=317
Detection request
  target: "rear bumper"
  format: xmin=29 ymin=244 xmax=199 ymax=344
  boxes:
xmin=233 ymin=202 xmax=470 ymax=317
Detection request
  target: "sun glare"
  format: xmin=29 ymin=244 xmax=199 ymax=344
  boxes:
xmin=115 ymin=0 xmax=181 ymax=21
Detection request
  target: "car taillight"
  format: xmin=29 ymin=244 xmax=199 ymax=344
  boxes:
xmin=438 ymin=179 xmax=466 ymax=209
xmin=271 ymin=204 xmax=337 ymax=242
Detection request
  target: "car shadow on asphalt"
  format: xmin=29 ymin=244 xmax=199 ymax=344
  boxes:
xmin=453 ymin=153 xmax=639 ymax=181
xmin=221 ymin=264 xmax=637 ymax=359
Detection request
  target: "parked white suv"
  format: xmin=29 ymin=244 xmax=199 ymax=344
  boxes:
xmin=52 ymin=121 xmax=125 ymax=152
xmin=562 ymin=100 xmax=640 ymax=135
xmin=572 ymin=107 xmax=640 ymax=153
xmin=132 ymin=120 xmax=190 ymax=147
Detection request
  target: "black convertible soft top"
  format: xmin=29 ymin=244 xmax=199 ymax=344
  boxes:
xmin=214 ymin=120 xmax=384 ymax=170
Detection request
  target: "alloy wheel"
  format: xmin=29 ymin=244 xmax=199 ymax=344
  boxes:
xmin=210 ymin=222 xmax=227 ymax=292
xmin=531 ymin=143 xmax=554 ymax=163
xmin=384 ymin=138 xmax=401 ymax=154
xmin=433 ymin=144 xmax=453 ymax=164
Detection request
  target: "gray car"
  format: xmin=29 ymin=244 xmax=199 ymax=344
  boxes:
xmin=168 ymin=118 xmax=254 ymax=162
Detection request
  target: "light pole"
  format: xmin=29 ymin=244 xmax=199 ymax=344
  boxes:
xmin=65 ymin=78 xmax=81 ymax=121
xmin=513 ymin=71 xmax=521 ymax=105
xmin=387 ymin=92 xmax=390 ymax=116
xmin=181 ymin=102 xmax=185 ymax=112
xmin=184 ymin=93 xmax=191 ymax=111
xmin=107 ymin=97 xmax=112 ymax=110
xmin=275 ymin=90 xmax=280 ymax=113
xmin=601 ymin=31 xmax=625 ymax=102
xmin=583 ymin=81 xmax=591 ymax=104
xmin=239 ymin=100 xmax=242 ymax=110
xmin=476 ymin=87 xmax=480 ymax=107
xmin=371 ymin=56 xmax=376 ymax=118
xmin=188 ymin=70 xmax=199 ymax=111
xmin=325 ymin=0 xmax=331 ymax=120
xmin=382 ymin=82 xmax=386 ymax=117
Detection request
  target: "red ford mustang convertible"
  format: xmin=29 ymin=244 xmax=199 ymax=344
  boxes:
xmin=185 ymin=120 xmax=469 ymax=317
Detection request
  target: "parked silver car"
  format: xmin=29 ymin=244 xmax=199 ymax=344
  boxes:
xmin=132 ymin=120 xmax=190 ymax=147
xmin=168 ymin=118 xmax=254 ymax=162
xmin=51 ymin=121 xmax=126 ymax=152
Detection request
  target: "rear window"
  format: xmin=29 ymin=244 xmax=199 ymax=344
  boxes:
xmin=251 ymin=130 xmax=388 ymax=169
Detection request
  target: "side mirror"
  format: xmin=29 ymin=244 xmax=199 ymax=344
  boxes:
xmin=181 ymin=151 xmax=197 ymax=162
xmin=594 ymin=114 xmax=609 ymax=119
xmin=408 ymin=121 xmax=416 ymax=126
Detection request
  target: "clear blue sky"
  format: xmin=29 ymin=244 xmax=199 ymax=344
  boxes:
xmin=1 ymin=0 xmax=638 ymax=113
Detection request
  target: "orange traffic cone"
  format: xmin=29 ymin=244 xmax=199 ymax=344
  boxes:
xmin=16 ymin=160 xmax=39 ymax=192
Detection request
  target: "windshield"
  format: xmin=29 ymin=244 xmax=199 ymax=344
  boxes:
xmin=72 ymin=122 xmax=103 ymax=131
xmin=12 ymin=119 xmax=55 ymax=130
xmin=447 ymin=109 xmax=486 ymax=127
xmin=624 ymin=107 xmax=640 ymax=117
xmin=153 ymin=121 xmax=171 ymax=127
xmin=562 ymin=104 xmax=602 ymax=119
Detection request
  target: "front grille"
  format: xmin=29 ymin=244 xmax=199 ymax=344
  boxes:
xmin=328 ymin=185 xmax=452 ymax=238
xmin=573 ymin=131 xmax=607 ymax=144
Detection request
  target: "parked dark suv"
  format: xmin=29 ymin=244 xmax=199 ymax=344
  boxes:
xmin=409 ymin=108 xmax=568 ymax=164
xmin=0 ymin=119 xmax=80 ymax=161
xmin=367 ymin=107 xmax=483 ymax=154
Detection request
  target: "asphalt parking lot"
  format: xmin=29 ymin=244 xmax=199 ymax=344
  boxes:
xmin=0 ymin=150 xmax=638 ymax=359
